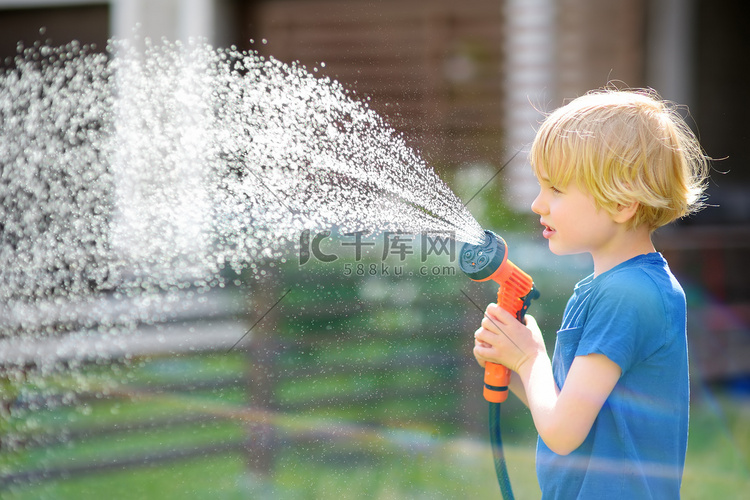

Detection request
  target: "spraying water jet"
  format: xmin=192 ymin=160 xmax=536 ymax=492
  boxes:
xmin=1 ymin=38 xmax=522 ymax=496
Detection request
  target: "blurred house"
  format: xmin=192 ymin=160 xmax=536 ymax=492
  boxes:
xmin=1 ymin=0 xmax=747 ymax=379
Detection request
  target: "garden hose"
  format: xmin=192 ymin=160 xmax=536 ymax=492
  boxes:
xmin=460 ymin=230 xmax=539 ymax=499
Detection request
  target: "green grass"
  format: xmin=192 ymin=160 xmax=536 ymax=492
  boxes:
xmin=3 ymin=340 xmax=749 ymax=500
xmin=4 ymin=381 xmax=748 ymax=499
xmin=681 ymin=393 xmax=750 ymax=499
xmin=4 ymin=453 xmax=252 ymax=500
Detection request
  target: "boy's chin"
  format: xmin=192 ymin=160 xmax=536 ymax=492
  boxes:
xmin=547 ymin=243 xmax=579 ymax=257
xmin=546 ymin=242 xmax=564 ymax=255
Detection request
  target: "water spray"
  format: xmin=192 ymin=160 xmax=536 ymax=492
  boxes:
xmin=459 ymin=230 xmax=540 ymax=500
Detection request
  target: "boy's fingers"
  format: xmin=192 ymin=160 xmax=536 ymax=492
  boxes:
xmin=472 ymin=348 xmax=486 ymax=368
xmin=485 ymin=303 xmax=515 ymax=323
xmin=474 ymin=327 xmax=493 ymax=346
xmin=475 ymin=338 xmax=492 ymax=348
xmin=481 ymin=309 xmax=512 ymax=334
xmin=473 ymin=342 xmax=493 ymax=364
xmin=480 ymin=316 xmax=494 ymax=332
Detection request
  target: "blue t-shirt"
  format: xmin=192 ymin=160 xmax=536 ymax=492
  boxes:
xmin=536 ymin=253 xmax=689 ymax=499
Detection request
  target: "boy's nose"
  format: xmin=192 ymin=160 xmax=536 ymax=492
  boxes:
xmin=531 ymin=190 xmax=546 ymax=215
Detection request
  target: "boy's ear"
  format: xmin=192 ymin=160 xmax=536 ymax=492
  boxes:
xmin=613 ymin=201 xmax=639 ymax=224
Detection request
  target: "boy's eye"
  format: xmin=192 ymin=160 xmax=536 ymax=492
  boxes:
xmin=537 ymin=176 xmax=563 ymax=194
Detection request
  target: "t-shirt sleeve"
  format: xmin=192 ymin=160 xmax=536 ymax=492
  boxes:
xmin=576 ymin=270 xmax=667 ymax=374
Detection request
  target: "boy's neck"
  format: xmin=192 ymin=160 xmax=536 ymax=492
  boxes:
xmin=592 ymin=226 xmax=656 ymax=277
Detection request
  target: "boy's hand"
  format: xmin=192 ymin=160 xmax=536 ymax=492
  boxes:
xmin=473 ymin=303 xmax=545 ymax=373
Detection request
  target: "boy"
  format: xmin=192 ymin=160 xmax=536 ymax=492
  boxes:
xmin=473 ymin=88 xmax=709 ymax=498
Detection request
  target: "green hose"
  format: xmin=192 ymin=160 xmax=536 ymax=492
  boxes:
xmin=489 ymin=402 xmax=514 ymax=500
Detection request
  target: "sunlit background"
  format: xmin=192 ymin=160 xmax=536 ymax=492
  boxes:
xmin=1 ymin=1 xmax=748 ymax=499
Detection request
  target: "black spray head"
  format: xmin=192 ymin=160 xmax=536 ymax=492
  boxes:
xmin=459 ymin=230 xmax=507 ymax=282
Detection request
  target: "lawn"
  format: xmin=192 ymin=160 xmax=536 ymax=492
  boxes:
xmin=2 ymin=350 xmax=748 ymax=500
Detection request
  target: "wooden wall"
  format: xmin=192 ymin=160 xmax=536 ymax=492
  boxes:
xmin=556 ymin=0 xmax=647 ymax=101
xmin=251 ymin=0 xmax=505 ymax=174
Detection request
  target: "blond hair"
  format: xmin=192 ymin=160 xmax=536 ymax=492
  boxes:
xmin=530 ymin=88 xmax=709 ymax=231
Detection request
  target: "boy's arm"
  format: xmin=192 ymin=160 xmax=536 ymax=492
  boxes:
xmin=508 ymin=371 xmax=528 ymax=407
xmin=474 ymin=304 xmax=621 ymax=455
xmin=519 ymin=351 xmax=620 ymax=455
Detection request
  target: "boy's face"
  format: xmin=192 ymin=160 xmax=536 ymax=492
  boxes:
xmin=531 ymin=167 xmax=621 ymax=259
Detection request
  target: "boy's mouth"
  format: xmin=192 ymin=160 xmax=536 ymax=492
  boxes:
xmin=541 ymin=220 xmax=555 ymax=239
